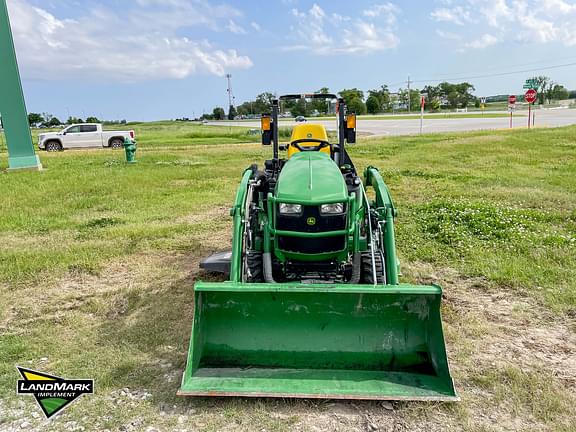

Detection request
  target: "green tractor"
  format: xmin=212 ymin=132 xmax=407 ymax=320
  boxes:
xmin=179 ymin=94 xmax=457 ymax=400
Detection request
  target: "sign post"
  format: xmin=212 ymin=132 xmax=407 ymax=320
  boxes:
xmin=0 ymin=0 xmax=42 ymax=170
xmin=419 ymin=95 xmax=425 ymax=135
xmin=524 ymin=89 xmax=537 ymax=129
xmin=480 ymin=97 xmax=486 ymax=115
xmin=508 ymin=95 xmax=516 ymax=129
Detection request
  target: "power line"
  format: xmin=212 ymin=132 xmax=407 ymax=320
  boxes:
xmin=412 ymin=61 xmax=576 ymax=83
xmin=386 ymin=60 xmax=576 ymax=89
xmin=406 ymin=75 xmax=412 ymax=113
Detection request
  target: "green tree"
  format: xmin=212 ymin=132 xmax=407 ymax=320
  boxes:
xmin=347 ymin=97 xmax=366 ymax=115
xmin=66 ymin=116 xmax=83 ymax=124
xmin=340 ymin=88 xmax=364 ymax=106
xmin=290 ymin=99 xmax=307 ymax=117
xmin=310 ymin=88 xmax=331 ymax=115
xmin=48 ymin=117 xmax=61 ymax=127
xmin=85 ymin=116 xmax=100 ymax=123
xmin=253 ymin=92 xmax=275 ymax=113
xmin=422 ymin=85 xmax=441 ymax=110
xmin=429 ymin=98 xmax=441 ymax=112
xmin=409 ymin=89 xmax=421 ymax=112
xmin=28 ymin=113 xmax=44 ymax=126
xmin=367 ymin=85 xmax=390 ymax=112
xmin=236 ymin=101 xmax=254 ymax=116
xmin=455 ymin=83 xmax=475 ymax=108
xmin=212 ymin=107 xmax=225 ymax=120
xmin=228 ymin=105 xmax=237 ymax=120
xmin=528 ymin=76 xmax=550 ymax=105
xmin=551 ymin=84 xmax=569 ymax=101
xmin=366 ymin=95 xmax=380 ymax=114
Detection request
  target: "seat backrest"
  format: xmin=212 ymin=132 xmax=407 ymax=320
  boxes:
xmin=288 ymin=124 xmax=331 ymax=158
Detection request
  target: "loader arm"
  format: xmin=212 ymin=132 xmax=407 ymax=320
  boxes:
xmin=229 ymin=169 xmax=253 ymax=282
xmin=364 ymin=166 xmax=399 ymax=284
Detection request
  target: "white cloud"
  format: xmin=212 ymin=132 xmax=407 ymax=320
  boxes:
xmin=430 ymin=6 xmax=471 ymax=25
xmin=287 ymin=3 xmax=400 ymax=54
xmin=341 ymin=21 xmax=399 ymax=54
xmin=431 ymin=0 xmax=576 ymax=48
xmin=8 ymin=0 xmax=253 ymax=81
xmin=436 ymin=29 xmax=460 ymax=40
xmin=363 ymin=3 xmax=400 ymax=25
xmin=464 ymin=33 xmax=498 ymax=49
xmin=226 ymin=19 xmax=246 ymax=34
xmin=250 ymin=21 xmax=261 ymax=31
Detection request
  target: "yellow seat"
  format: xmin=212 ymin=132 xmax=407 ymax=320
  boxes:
xmin=288 ymin=124 xmax=331 ymax=158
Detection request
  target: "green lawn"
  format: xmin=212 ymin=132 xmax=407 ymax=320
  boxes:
xmin=0 ymin=125 xmax=574 ymax=431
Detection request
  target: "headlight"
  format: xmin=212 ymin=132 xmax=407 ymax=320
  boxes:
xmin=320 ymin=203 xmax=344 ymax=214
xmin=279 ymin=203 xmax=302 ymax=215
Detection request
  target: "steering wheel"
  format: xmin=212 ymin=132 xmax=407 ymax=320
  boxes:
xmin=290 ymin=138 xmax=331 ymax=152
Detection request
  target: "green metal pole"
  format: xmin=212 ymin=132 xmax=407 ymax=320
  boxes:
xmin=0 ymin=0 xmax=42 ymax=170
xmin=384 ymin=207 xmax=399 ymax=285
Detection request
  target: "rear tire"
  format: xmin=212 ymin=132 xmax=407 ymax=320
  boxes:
xmin=45 ymin=141 xmax=62 ymax=152
xmin=109 ymin=138 xmax=123 ymax=149
xmin=361 ymin=251 xmax=386 ymax=284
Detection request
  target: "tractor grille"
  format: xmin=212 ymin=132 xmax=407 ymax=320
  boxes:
xmin=276 ymin=205 xmax=346 ymax=233
xmin=277 ymin=205 xmax=347 ymax=254
xmin=278 ymin=235 xmax=345 ymax=254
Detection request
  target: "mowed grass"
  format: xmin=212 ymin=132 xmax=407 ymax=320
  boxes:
xmin=3 ymin=125 xmax=573 ymax=312
xmin=0 ymin=121 xmax=294 ymax=151
xmin=0 ymin=124 xmax=575 ymax=431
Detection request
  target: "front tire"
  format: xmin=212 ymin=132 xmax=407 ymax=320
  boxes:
xmin=361 ymin=251 xmax=386 ymax=284
xmin=45 ymin=141 xmax=62 ymax=152
xmin=245 ymin=250 xmax=263 ymax=282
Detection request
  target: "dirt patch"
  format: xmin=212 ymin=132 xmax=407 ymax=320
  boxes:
xmin=177 ymin=205 xmax=229 ymax=225
xmin=408 ymin=263 xmax=576 ymax=387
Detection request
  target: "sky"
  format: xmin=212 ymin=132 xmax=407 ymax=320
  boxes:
xmin=6 ymin=0 xmax=576 ymax=121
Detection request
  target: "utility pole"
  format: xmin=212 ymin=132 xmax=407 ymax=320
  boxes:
xmin=407 ymin=75 xmax=412 ymax=114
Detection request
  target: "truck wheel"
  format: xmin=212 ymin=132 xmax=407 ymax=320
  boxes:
xmin=109 ymin=138 xmax=123 ymax=149
xmin=45 ymin=141 xmax=62 ymax=152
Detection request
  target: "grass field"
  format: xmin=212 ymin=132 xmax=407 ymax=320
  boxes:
xmin=0 ymin=124 xmax=575 ymax=431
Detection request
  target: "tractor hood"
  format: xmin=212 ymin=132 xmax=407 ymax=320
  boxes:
xmin=275 ymin=152 xmax=348 ymax=203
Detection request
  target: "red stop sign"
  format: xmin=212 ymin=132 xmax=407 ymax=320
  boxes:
xmin=508 ymin=95 xmax=516 ymax=105
xmin=525 ymin=89 xmax=537 ymax=104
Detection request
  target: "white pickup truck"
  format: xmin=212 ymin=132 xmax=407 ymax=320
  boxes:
xmin=38 ymin=123 xmax=135 ymax=151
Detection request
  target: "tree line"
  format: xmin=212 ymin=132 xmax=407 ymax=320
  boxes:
xmin=204 ymin=75 xmax=572 ymax=119
xmin=27 ymin=113 xmax=127 ymax=128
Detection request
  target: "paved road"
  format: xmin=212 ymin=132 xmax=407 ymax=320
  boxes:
xmin=210 ymin=108 xmax=576 ymax=136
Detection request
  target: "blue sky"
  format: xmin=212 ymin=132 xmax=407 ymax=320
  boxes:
xmin=7 ymin=0 xmax=576 ymax=121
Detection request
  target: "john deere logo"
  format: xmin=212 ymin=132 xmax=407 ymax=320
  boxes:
xmin=16 ymin=367 xmax=94 ymax=419
xmin=307 ymin=217 xmax=316 ymax=226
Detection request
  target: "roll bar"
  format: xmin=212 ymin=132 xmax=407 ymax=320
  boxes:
xmin=261 ymin=93 xmax=356 ymax=166
xmin=279 ymin=93 xmax=338 ymax=101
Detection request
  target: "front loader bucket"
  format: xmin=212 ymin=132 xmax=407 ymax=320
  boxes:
xmin=179 ymin=282 xmax=457 ymax=401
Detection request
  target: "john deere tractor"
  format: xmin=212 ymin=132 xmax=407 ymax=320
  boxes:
xmin=179 ymin=94 xmax=457 ymax=400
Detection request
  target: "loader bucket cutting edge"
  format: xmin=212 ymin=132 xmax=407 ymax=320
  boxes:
xmin=179 ymin=282 xmax=457 ymax=401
